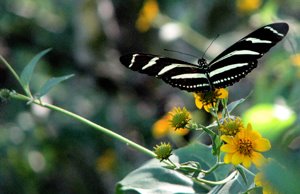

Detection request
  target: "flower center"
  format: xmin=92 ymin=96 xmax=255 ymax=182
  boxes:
xmin=199 ymin=90 xmax=219 ymax=105
xmin=238 ymin=139 xmax=253 ymax=156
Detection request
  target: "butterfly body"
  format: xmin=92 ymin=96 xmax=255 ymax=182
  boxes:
xmin=120 ymin=23 xmax=289 ymax=92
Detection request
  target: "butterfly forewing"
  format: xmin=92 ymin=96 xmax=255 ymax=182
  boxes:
xmin=120 ymin=22 xmax=289 ymax=92
xmin=208 ymin=22 xmax=289 ymax=89
xmin=120 ymin=54 xmax=211 ymax=91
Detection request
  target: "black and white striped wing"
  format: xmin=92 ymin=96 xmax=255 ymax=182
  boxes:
xmin=208 ymin=22 xmax=289 ymax=88
xmin=120 ymin=54 xmax=211 ymax=91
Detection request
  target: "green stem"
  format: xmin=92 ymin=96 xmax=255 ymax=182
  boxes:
xmin=10 ymin=92 xmax=156 ymax=158
xmin=166 ymin=159 xmax=177 ymax=168
xmin=213 ymin=107 xmax=221 ymax=127
xmin=202 ymin=162 xmax=224 ymax=174
xmin=0 ymin=55 xmax=32 ymax=98
xmin=193 ymin=170 xmax=238 ymax=185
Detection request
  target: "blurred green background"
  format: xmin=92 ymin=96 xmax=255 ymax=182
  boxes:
xmin=0 ymin=0 xmax=300 ymax=193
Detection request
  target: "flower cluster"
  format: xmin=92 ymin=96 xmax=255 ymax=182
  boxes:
xmin=152 ymin=87 xmax=274 ymax=193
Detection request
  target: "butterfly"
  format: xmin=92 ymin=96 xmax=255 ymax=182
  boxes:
xmin=120 ymin=22 xmax=289 ymax=92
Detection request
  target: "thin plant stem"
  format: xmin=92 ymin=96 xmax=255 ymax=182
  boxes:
xmin=10 ymin=92 xmax=156 ymax=158
xmin=0 ymin=55 xmax=32 ymax=98
xmin=193 ymin=170 xmax=238 ymax=185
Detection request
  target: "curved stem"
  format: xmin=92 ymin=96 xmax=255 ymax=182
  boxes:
xmin=202 ymin=162 xmax=225 ymax=174
xmin=10 ymin=92 xmax=156 ymax=158
xmin=193 ymin=170 xmax=238 ymax=185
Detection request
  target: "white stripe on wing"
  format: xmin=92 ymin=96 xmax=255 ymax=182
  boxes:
xmin=209 ymin=63 xmax=248 ymax=77
xmin=210 ymin=50 xmax=260 ymax=66
xmin=158 ymin=64 xmax=195 ymax=76
xmin=171 ymin=73 xmax=207 ymax=79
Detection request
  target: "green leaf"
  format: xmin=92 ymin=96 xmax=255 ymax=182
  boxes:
xmin=212 ymin=135 xmax=222 ymax=156
xmin=35 ymin=74 xmax=74 ymax=98
xmin=116 ymin=142 xmax=231 ymax=193
xmin=236 ymin=166 xmax=248 ymax=185
xmin=226 ymin=98 xmax=246 ymax=113
xmin=209 ymin=170 xmax=254 ymax=194
xmin=226 ymin=92 xmax=252 ymax=114
xmin=20 ymin=48 xmax=52 ymax=93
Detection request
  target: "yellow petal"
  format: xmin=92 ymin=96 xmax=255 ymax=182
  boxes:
xmin=254 ymin=138 xmax=271 ymax=152
xmin=236 ymin=129 xmax=246 ymax=139
xmin=204 ymin=104 xmax=212 ymax=112
xmin=242 ymin=155 xmax=252 ymax=168
xmin=221 ymin=135 xmax=233 ymax=143
xmin=232 ymin=152 xmax=244 ymax=165
xmin=223 ymin=153 xmax=232 ymax=164
xmin=172 ymin=128 xmax=189 ymax=136
xmin=251 ymin=152 xmax=266 ymax=168
xmin=152 ymin=116 xmax=170 ymax=138
xmin=217 ymin=88 xmax=228 ymax=98
xmin=220 ymin=144 xmax=237 ymax=153
xmin=249 ymin=129 xmax=262 ymax=140
xmin=194 ymin=97 xmax=203 ymax=109
xmin=247 ymin=123 xmax=253 ymax=131
xmin=254 ymin=172 xmax=264 ymax=186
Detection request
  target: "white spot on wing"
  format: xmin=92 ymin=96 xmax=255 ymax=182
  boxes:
xmin=209 ymin=63 xmax=249 ymax=77
xmin=244 ymin=38 xmax=272 ymax=44
xmin=142 ymin=57 xmax=159 ymax=70
xmin=129 ymin=54 xmax=138 ymax=68
xmin=264 ymin=26 xmax=284 ymax=37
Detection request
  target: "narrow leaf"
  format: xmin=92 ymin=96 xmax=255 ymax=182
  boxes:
xmin=35 ymin=74 xmax=74 ymax=98
xmin=227 ymin=91 xmax=252 ymax=113
xmin=226 ymin=98 xmax=246 ymax=113
xmin=236 ymin=166 xmax=248 ymax=185
xmin=20 ymin=48 xmax=52 ymax=91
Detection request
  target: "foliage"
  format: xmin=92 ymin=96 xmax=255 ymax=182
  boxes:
xmin=1 ymin=0 xmax=300 ymax=193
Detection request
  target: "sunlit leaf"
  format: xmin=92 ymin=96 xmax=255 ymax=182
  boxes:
xmin=116 ymin=142 xmax=232 ymax=193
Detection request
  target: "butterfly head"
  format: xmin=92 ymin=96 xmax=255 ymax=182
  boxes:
xmin=198 ymin=58 xmax=209 ymax=71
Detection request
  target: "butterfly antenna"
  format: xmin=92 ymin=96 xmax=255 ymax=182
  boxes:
xmin=164 ymin=49 xmax=199 ymax=59
xmin=201 ymin=34 xmax=220 ymax=58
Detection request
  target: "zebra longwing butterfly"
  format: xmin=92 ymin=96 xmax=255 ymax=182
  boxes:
xmin=120 ymin=22 xmax=289 ymax=92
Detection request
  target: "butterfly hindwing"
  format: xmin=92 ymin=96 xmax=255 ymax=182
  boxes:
xmin=120 ymin=54 xmax=211 ymax=91
xmin=208 ymin=22 xmax=289 ymax=89
xmin=120 ymin=22 xmax=289 ymax=92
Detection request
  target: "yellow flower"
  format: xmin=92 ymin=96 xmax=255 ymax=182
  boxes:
xmin=96 ymin=149 xmax=116 ymax=172
xmin=220 ymin=117 xmax=244 ymax=136
xmin=254 ymin=159 xmax=280 ymax=194
xmin=168 ymin=107 xmax=191 ymax=130
xmin=291 ymin=54 xmax=300 ymax=67
xmin=194 ymin=88 xmax=228 ymax=112
xmin=236 ymin=0 xmax=261 ymax=13
xmin=152 ymin=114 xmax=171 ymax=138
xmin=152 ymin=107 xmax=190 ymax=138
xmin=220 ymin=123 xmax=271 ymax=168
xmin=255 ymin=172 xmax=280 ymax=194
xmin=135 ymin=0 xmax=159 ymax=32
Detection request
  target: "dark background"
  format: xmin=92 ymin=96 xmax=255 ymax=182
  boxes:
xmin=0 ymin=0 xmax=299 ymax=193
